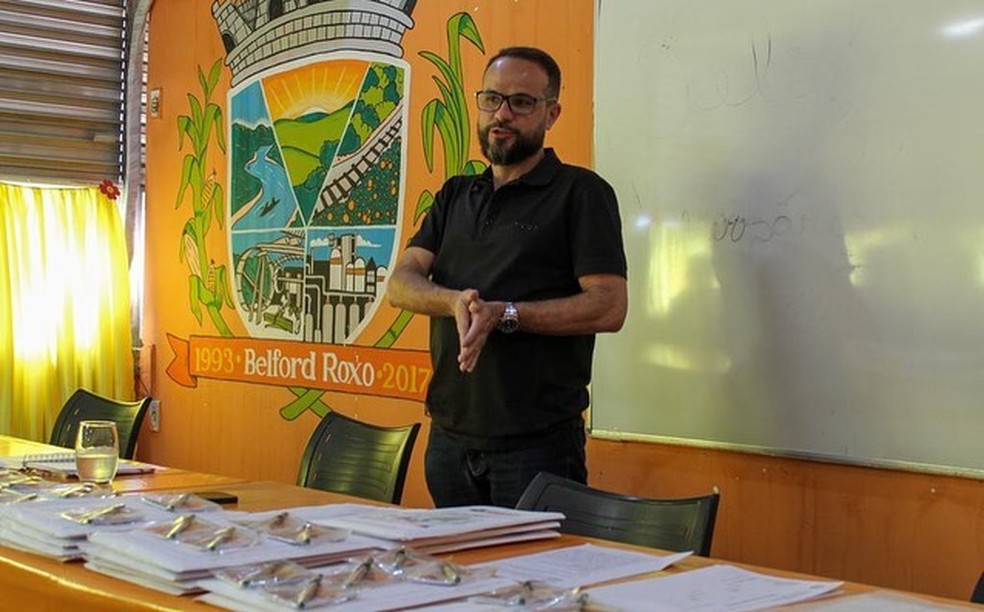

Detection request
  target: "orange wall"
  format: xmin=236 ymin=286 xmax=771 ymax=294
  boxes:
xmin=138 ymin=0 xmax=984 ymax=604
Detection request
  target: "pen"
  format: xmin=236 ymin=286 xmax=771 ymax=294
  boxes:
xmin=294 ymin=575 xmax=322 ymax=609
xmin=164 ymin=492 xmax=189 ymax=511
xmin=440 ymin=561 xmax=461 ymax=585
xmin=78 ymin=502 xmax=125 ymax=524
xmin=269 ymin=511 xmax=289 ymax=527
xmin=295 ymin=522 xmax=313 ymax=544
xmin=341 ymin=557 xmax=373 ymax=589
xmin=237 ymin=560 xmax=292 ymax=587
xmin=165 ymin=514 xmax=195 ymax=539
xmin=57 ymin=483 xmax=94 ymax=498
xmin=204 ymin=526 xmax=235 ymax=551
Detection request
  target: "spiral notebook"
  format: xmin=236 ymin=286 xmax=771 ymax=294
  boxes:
xmin=0 ymin=452 xmax=157 ymax=477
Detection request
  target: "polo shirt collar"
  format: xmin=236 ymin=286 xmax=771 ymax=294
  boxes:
xmin=476 ymin=148 xmax=561 ymax=189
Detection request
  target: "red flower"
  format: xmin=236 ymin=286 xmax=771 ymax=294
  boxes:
xmin=99 ymin=179 xmax=121 ymax=200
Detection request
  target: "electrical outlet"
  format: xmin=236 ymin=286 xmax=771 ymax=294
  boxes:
xmin=149 ymin=88 xmax=162 ymax=118
xmin=148 ymin=399 xmax=161 ymax=432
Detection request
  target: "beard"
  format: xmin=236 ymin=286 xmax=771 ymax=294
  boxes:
xmin=478 ymin=121 xmax=546 ymax=166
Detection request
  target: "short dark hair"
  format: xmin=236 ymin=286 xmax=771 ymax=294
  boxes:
xmin=485 ymin=46 xmax=561 ymax=100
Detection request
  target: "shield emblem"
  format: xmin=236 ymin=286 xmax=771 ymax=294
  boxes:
xmin=226 ymin=57 xmax=407 ymax=343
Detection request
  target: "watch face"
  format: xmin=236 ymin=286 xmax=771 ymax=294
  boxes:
xmin=498 ymin=317 xmax=519 ymax=333
xmin=499 ymin=303 xmax=519 ymax=333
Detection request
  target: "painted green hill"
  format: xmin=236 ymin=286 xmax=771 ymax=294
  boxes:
xmin=280 ymin=145 xmax=321 ymax=188
xmin=274 ymin=101 xmax=353 ymax=169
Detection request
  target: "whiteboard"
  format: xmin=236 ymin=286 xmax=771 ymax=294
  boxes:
xmin=591 ymin=0 xmax=984 ymax=475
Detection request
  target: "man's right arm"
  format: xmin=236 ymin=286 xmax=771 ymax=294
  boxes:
xmin=386 ymin=246 xmax=460 ymax=317
xmin=387 ymin=247 xmax=483 ymax=371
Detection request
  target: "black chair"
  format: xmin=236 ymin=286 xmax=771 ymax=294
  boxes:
xmin=297 ymin=411 xmax=420 ymax=505
xmin=49 ymin=389 xmax=152 ymax=460
xmin=515 ymin=471 xmax=720 ymax=556
xmin=971 ymin=571 xmax=984 ymax=603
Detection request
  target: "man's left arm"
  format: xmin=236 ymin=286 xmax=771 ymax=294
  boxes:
xmin=458 ymin=274 xmax=627 ymax=371
xmin=510 ymin=273 xmax=627 ymax=335
xmin=519 ymin=171 xmax=628 ymax=335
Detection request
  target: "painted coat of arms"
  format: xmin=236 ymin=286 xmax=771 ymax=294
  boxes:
xmin=214 ymin=0 xmax=415 ymax=344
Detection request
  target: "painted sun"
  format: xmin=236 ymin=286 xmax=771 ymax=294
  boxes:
xmin=262 ymin=59 xmax=368 ymax=120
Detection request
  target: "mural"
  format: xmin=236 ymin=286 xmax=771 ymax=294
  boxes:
xmin=166 ymin=0 xmax=486 ymax=420
xmin=227 ymin=59 xmax=403 ymax=344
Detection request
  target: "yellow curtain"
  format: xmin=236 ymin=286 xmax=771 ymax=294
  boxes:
xmin=0 ymin=182 xmax=134 ymax=441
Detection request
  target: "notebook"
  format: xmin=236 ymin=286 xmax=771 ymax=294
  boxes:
xmin=0 ymin=452 xmax=157 ymax=477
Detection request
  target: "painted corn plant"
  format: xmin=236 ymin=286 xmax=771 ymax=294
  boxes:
xmin=415 ymin=11 xmax=487 ymax=222
xmin=176 ymin=58 xmax=233 ymax=337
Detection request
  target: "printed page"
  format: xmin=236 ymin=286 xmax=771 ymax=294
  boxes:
xmin=587 ymin=564 xmax=843 ymax=612
xmin=474 ymin=543 xmax=692 ymax=588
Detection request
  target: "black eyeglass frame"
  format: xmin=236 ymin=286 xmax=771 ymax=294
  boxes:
xmin=474 ymin=90 xmax=557 ymax=115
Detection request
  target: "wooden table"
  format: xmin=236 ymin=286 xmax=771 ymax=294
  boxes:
xmin=0 ymin=456 xmax=976 ymax=610
xmin=0 ymin=434 xmax=56 ymax=455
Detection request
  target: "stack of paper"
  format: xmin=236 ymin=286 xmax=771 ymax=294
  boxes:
xmin=83 ymin=505 xmax=387 ymax=595
xmin=310 ymin=504 xmax=565 ymax=554
xmin=0 ymin=495 xmax=181 ymax=561
xmin=197 ymin=561 xmax=517 ymax=611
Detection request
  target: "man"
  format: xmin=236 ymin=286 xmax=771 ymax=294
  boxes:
xmin=387 ymin=46 xmax=627 ymax=508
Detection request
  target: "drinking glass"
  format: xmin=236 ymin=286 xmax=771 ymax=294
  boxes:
xmin=75 ymin=420 xmax=119 ymax=484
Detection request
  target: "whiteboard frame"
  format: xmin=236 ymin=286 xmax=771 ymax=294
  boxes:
xmin=588 ymin=426 xmax=984 ymax=480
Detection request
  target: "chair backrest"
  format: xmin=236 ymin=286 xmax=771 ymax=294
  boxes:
xmin=515 ymin=471 xmax=720 ymax=556
xmin=297 ymin=411 xmax=420 ymax=505
xmin=49 ymin=389 xmax=152 ymax=460
xmin=971 ymin=571 xmax=984 ymax=603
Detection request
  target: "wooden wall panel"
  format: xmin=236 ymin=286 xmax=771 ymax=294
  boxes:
xmin=588 ymin=438 xmax=984 ymax=601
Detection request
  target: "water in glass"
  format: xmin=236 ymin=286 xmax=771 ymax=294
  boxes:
xmin=75 ymin=420 xmax=119 ymax=483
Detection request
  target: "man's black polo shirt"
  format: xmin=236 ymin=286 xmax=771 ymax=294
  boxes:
xmin=409 ymin=149 xmax=627 ymax=450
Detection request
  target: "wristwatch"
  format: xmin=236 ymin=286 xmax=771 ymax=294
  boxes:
xmin=498 ymin=302 xmax=519 ymax=333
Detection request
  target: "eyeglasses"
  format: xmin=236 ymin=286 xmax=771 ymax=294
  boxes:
xmin=475 ymin=90 xmax=556 ymax=115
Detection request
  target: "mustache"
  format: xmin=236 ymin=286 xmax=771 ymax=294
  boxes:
xmin=484 ymin=121 xmax=517 ymax=134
